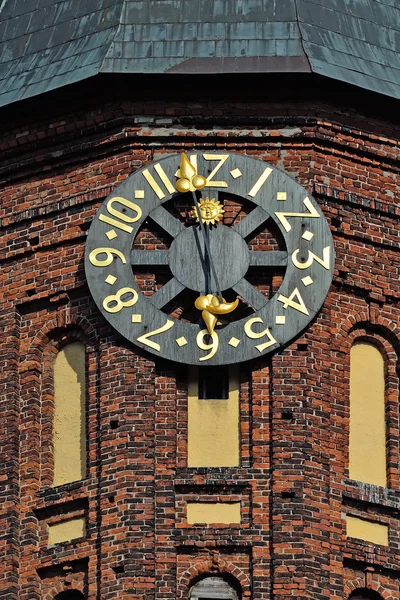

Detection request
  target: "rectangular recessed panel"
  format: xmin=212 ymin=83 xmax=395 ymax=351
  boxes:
xmin=53 ymin=343 xmax=86 ymax=485
xmin=349 ymin=343 xmax=386 ymax=486
xmin=346 ymin=516 xmax=388 ymax=546
xmin=188 ymin=367 xmax=239 ymax=467
xmin=187 ymin=502 xmax=241 ymax=525
xmin=48 ymin=517 xmax=86 ymax=545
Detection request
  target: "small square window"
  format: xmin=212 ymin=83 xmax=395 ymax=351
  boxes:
xmin=198 ymin=366 xmax=229 ymax=400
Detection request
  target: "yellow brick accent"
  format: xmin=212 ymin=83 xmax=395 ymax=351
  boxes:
xmin=349 ymin=342 xmax=386 ymax=486
xmin=48 ymin=517 xmax=86 ymax=545
xmin=346 ymin=515 xmax=388 ymax=546
xmin=53 ymin=342 xmax=86 ymax=486
xmin=187 ymin=502 xmax=241 ymax=525
xmin=188 ymin=367 xmax=239 ymax=467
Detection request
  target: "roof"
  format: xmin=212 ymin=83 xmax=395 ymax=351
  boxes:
xmin=0 ymin=0 xmax=399 ymax=108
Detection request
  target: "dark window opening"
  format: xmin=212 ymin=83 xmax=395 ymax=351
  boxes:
xmin=198 ymin=366 xmax=229 ymax=400
xmin=189 ymin=575 xmax=240 ymax=599
xmin=54 ymin=591 xmax=85 ymax=600
xmin=349 ymin=591 xmax=384 ymax=600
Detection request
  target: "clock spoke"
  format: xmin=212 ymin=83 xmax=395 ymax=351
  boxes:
xmin=131 ymin=250 xmax=169 ymax=266
xmin=249 ymin=250 xmax=288 ymax=267
xmin=150 ymin=277 xmax=185 ymax=309
xmin=149 ymin=205 xmax=185 ymax=238
xmin=232 ymin=205 xmax=270 ymax=239
xmin=232 ymin=278 xmax=268 ymax=311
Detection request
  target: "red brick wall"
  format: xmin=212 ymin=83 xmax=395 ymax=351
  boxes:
xmin=0 ymin=88 xmax=399 ymax=599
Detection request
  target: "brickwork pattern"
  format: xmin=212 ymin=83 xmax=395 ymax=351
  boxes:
xmin=0 ymin=91 xmax=399 ymax=599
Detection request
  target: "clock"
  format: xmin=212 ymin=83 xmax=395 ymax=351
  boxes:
xmin=84 ymin=152 xmax=334 ymax=365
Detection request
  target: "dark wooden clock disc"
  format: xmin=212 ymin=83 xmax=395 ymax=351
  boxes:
xmin=85 ymin=152 xmax=334 ymax=365
xmin=169 ymin=225 xmax=250 ymax=293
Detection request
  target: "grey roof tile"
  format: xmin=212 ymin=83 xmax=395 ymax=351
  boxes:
xmin=0 ymin=34 xmax=31 ymax=63
xmin=214 ymin=38 xmax=300 ymax=58
xmin=1 ymin=10 xmax=32 ymax=40
xmin=305 ymin=40 xmax=400 ymax=80
xmin=301 ymin=23 xmax=400 ymax=67
xmin=196 ymin=22 xmax=227 ymax=41
xmin=227 ymin=22 xmax=264 ymax=40
xmin=25 ymin=25 xmax=54 ymax=55
xmin=0 ymin=0 xmax=17 ymax=20
xmin=38 ymin=0 xmax=62 ymax=7
xmin=298 ymin=1 xmax=400 ymax=51
xmin=133 ymin=24 xmax=167 ymax=42
xmin=147 ymin=0 xmax=182 ymax=24
xmin=0 ymin=0 xmax=400 ymax=107
xmin=165 ymin=23 xmax=197 ymax=41
xmin=101 ymin=55 xmax=182 ymax=72
xmin=122 ymin=2 xmax=150 ymax=24
xmin=297 ymin=0 xmax=400 ymax=99
xmin=262 ymin=22 xmax=300 ymax=39
xmin=373 ymin=0 xmax=398 ymax=8
xmin=300 ymin=0 xmax=400 ymax=33
xmin=17 ymin=62 xmax=100 ymax=99
xmin=4 ymin=0 xmax=37 ymax=18
xmin=311 ymin=58 xmax=400 ymax=99
xmin=153 ymin=40 xmax=184 ymax=57
xmin=28 ymin=5 xmax=58 ymax=34
xmin=183 ymin=39 xmax=216 ymax=57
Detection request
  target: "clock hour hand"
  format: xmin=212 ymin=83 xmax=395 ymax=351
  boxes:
xmin=194 ymin=293 xmax=239 ymax=336
xmin=191 ymin=190 xmax=223 ymax=301
xmin=174 ymin=153 xmax=239 ymax=334
xmin=174 ymin=152 xmax=223 ymax=300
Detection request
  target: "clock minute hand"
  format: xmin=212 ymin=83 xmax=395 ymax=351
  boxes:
xmin=174 ymin=152 xmax=223 ymax=300
xmin=192 ymin=190 xmax=223 ymax=301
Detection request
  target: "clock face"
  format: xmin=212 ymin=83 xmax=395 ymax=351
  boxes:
xmin=84 ymin=152 xmax=334 ymax=365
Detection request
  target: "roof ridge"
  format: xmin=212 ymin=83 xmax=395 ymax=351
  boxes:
xmin=293 ymin=0 xmax=311 ymax=71
xmin=99 ymin=0 xmax=125 ymax=72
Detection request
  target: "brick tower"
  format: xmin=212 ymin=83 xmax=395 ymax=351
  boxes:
xmin=0 ymin=2 xmax=399 ymax=599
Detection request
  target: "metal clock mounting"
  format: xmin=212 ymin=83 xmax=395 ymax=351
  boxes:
xmin=84 ymin=152 xmax=335 ymax=365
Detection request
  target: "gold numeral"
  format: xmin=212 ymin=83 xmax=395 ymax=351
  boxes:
xmin=137 ymin=319 xmax=174 ymax=351
xmin=275 ymin=197 xmax=320 ymax=232
xmin=143 ymin=165 xmax=175 ymax=199
xmin=203 ymin=154 xmax=229 ymax=187
xmin=248 ymin=167 xmax=273 ymax=197
xmin=292 ymin=246 xmax=331 ymax=270
xmin=103 ymin=287 xmax=138 ymax=313
xmin=196 ymin=329 xmax=219 ymax=361
xmin=244 ymin=317 xmax=277 ymax=353
xmin=99 ymin=196 xmax=142 ymax=233
xmin=278 ymin=288 xmax=309 ymax=315
xmin=89 ymin=247 xmax=126 ymax=267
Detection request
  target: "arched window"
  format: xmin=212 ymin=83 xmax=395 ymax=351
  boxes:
xmin=189 ymin=576 xmax=239 ymax=599
xmin=349 ymin=589 xmax=384 ymax=600
xmin=54 ymin=591 xmax=85 ymax=600
xmin=349 ymin=341 xmax=386 ymax=486
xmin=53 ymin=342 xmax=86 ymax=486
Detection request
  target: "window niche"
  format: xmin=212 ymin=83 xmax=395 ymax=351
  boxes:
xmin=53 ymin=342 xmax=86 ymax=486
xmin=54 ymin=591 xmax=85 ymax=600
xmin=189 ymin=576 xmax=240 ymax=600
xmin=349 ymin=590 xmax=384 ymax=600
xmin=349 ymin=341 xmax=386 ymax=487
xmin=198 ymin=366 xmax=229 ymax=400
xmin=188 ymin=366 xmax=240 ymax=468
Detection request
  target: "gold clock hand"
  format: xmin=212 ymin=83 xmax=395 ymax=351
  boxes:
xmin=174 ymin=155 xmax=223 ymax=299
xmin=174 ymin=152 xmax=240 ymax=335
xmin=194 ymin=294 xmax=240 ymax=336
xmin=176 ymin=153 xmax=207 ymax=192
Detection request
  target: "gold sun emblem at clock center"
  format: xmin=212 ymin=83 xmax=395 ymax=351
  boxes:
xmin=191 ymin=197 xmax=224 ymax=225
